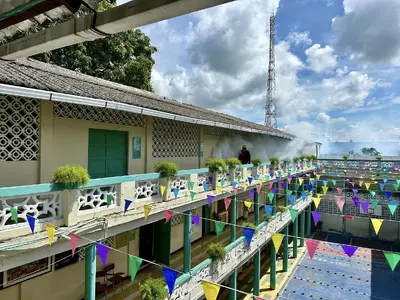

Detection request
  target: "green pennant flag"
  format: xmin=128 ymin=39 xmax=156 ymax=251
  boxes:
xmin=189 ymin=181 xmax=195 ymax=190
xmin=221 ymin=179 xmax=225 ymax=187
xmin=129 ymin=255 xmax=142 ymax=282
xmin=388 ymin=204 xmax=397 ymax=215
xmin=323 ymin=181 xmax=327 ymax=187
xmin=383 ymin=251 xmax=400 ymax=271
xmin=286 ymin=190 xmax=293 ymax=196
xmin=396 ymin=179 xmax=400 ymax=185
xmin=393 ymin=184 xmax=399 ymax=191
xmin=294 ymin=183 xmax=300 ymax=190
xmin=370 ymin=199 xmax=379 ymax=209
xmin=370 ymin=191 xmax=376 ymax=197
xmin=267 ymin=192 xmax=274 ymax=203
xmin=289 ymin=208 xmax=297 ymax=223
xmin=237 ymin=175 xmax=242 ymax=182
xmin=331 ymin=180 xmax=336 ymax=186
xmin=215 ymin=221 xmax=225 ymax=239
xmin=107 ymin=194 xmax=113 ymax=207
xmin=190 ymin=191 xmax=196 ymax=201
xmin=10 ymin=207 xmax=18 ymax=224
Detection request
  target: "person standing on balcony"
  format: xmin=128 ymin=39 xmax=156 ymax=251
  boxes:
xmin=238 ymin=145 xmax=251 ymax=164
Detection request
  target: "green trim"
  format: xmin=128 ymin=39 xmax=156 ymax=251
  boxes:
xmin=242 ymin=164 xmax=254 ymax=168
xmin=0 ymin=0 xmax=45 ymax=22
xmin=177 ymin=168 xmax=209 ymax=176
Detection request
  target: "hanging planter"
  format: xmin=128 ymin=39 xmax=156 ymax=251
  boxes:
xmin=155 ymin=160 xmax=179 ymax=201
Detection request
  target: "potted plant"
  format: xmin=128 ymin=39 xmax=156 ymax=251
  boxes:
xmin=51 ymin=164 xmax=90 ymax=189
xmin=205 ymin=158 xmax=227 ymax=189
xmin=225 ymin=157 xmax=242 ymax=182
xmin=310 ymin=155 xmax=317 ymax=166
xmin=207 ymin=242 xmax=227 ymax=262
xmin=276 ymin=205 xmax=288 ymax=221
xmin=293 ymin=157 xmax=300 ymax=169
xmin=139 ymin=278 xmax=168 ymax=300
xmin=299 ymin=155 xmax=307 ymax=169
xmin=283 ymin=159 xmax=290 ymax=174
xmin=343 ymin=155 xmax=349 ymax=162
xmin=376 ymin=155 xmax=382 ymax=167
xmin=155 ymin=160 xmax=179 ymax=201
xmin=270 ymin=156 xmax=280 ymax=172
xmin=251 ymin=158 xmax=262 ymax=177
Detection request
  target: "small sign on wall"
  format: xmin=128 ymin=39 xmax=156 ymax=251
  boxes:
xmin=200 ymin=140 xmax=204 ymax=157
xmin=132 ymin=137 xmax=141 ymax=159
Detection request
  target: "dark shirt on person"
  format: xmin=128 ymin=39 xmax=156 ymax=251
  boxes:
xmin=238 ymin=150 xmax=251 ymax=164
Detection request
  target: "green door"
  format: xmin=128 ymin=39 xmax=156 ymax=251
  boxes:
xmin=154 ymin=219 xmax=171 ymax=266
xmin=88 ymin=129 xmax=128 ymax=179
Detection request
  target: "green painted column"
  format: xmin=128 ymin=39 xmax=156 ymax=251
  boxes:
xmin=254 ymin=189 xmax=260 ymax=226
xmin=229 ymin=269 xmax=237 ymax=300
xmin=85 ymin=243 xmax=96 ymax=300
xmin=283 ymin=180 xmax=288 ymax=272
xmin=306 ymin=205 xmax=311 ymax=238
xmin=293 ymin=214 xmax=298 ymax=258
xmin=253 ymin=250 xmax=261 ymax=295
xmin=202 ymin=204 xmax=211 ymax=236
xmin=230 ymin=195 xmax=237 ymax=243
xmin=270 ymin=242 xmax=276 ymax=290
xmin=272 ymin=182 xmax=277 ymax=215
xmin=184 ymin=210 xmax=192 ymax=273
xmin=300 ymin=210 xmax=305 ymax=247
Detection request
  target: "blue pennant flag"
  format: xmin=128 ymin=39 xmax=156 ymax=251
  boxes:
xmin=289 ymin=195 xmax=296 ymax=205
xmin=243 ymin=227 xmax=255 ymax=247
xmin=322 ymin=180 xmax=326 ymax=186
xmin=163 ymin=266 xmax=178 ymax=296
xmin=265 ymin=205 xmax=273 ymax=218
xmin=307 ymin=184 xmax=313 ymax=192
xmin=209 ymin=176 xmax=213 ymax=183
xmin=301 ymin=191 xmax=307 ymax=200
xmin=379 ymin=183 xmax=385 ymax=191
xmin=385 ymin=191 xmax=392 ymax=200
xmin=281 ymin=182 xmax=286 ymax=189
xmin=173 ymin=188 xmax=179 ymax=199
xmin=255 ymin=174 xmax=260 ymax=180
xmin=249 ymin=190 xmax=255 ymax=200
xmin=203 ymin=183 xmax=209 ymax=192
xmin=27 ymin=215 xmax=35 ymax=233
xmin=248 ymin=177 xmax=253 ymax=185
xmin=390 ymin=200 xmax=399 ymax=205
xmin=270 ymin=173 xmax=274 ymax=178
xmin=384 ymin=178 xmax=388 ymax=184
xmin=124 ymin=199 xmax=132 ymax=214
xmin=232 ymin=181 xmax=237 ymax=188
xmin=311 ymin=180 xmax=316 ymax=186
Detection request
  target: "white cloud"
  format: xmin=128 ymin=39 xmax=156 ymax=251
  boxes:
xmin=332 ymin=0 xmax=400 ymax=65
xmin=305 ymin=44 xmax=337 ymax=73
xmin=287 ymin=31 xmax=312 ymax=46
xmin=393 ymin=97 xmax=400 ymax=104
xmin=316 ymin=112 xmax=346 ymax=124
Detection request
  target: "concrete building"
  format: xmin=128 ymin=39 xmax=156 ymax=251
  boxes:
xmin=0 ymin=59 xmax=316 ymax=300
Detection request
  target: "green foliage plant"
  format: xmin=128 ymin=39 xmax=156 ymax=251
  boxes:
xmin=270 ymin=156 xmax=280 ymax=166
xmin=206 ymin=243 xmax=227 ymax=262
xmin=310 ymin=155 xmax=317 ymax=161
xmin=225 ymin=158 xmax=242 ymax=169
xmin=343 ymin=155 xmax=349 ymax=161
xmin=276 ymin=205 xmax=288 ymax=213
xmin=376 ymin=155 xmax=382 ymax=161
xmin=51 ymin=165 xmax=90 ymax=188
xmin=205 ymin=158 xmax=227 ymax=173
xmin=252 ymin=158 xmax=262 ymax=167
xmin=293 ymin=157 xmax=300 ymax=163
xmin=139 ymin=278 xmax=168 ymax=300
xmin=299 ymin=155 xmax=307 ymax=160
xmin=155 ymin=161 xmax=179 ymax=179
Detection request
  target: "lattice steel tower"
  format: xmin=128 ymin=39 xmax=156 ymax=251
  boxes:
xmin=264 ymin=12 xmax=277 ymax=128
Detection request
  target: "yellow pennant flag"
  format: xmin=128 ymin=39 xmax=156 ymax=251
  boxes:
xmin=317 ymin=193 xmax=323 ymax=198
xmin=316 ymin=174 xmax=321 ymax=180
xmin=298 ymin=178 xmax=304 ymax=185
xmin=271 ymin=233 xmax=284 ymax=252
xmin=216 ymin=185 xmax=222 ymax=194
xmin=310 ymin=177 xmax=315 ymax=181
xmin=365 ymin=182 xmax=371 ymax=190
xmin=258 ymin=178 xmax=264 ymax=184
xmin=244 ymin=201 xmax=252 ymax=208
xmin=46 ymin=224 xmax=55 ymax=246
xmin=313 ymin=197 xmax=321 ymax=209
xmin=371 ymin=219 xmax=383 ymax=235
xmin=243 ymin=183 xmax=248 ymax=191
xmin=201 ymin=280 xmax=220 ymax=300
xmin=160 ymin=186 xmax=166 ymax=196
xmin=144 ymin=205 xmax=152 ymax=220
xmin=322 ymin=186 xmax=328 ymax=194
xmin=371 ymin=177 xmax=375 ymax=181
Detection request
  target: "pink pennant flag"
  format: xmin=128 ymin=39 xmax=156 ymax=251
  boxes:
xmin=335 ymin=196 xmax=345 ymax=213
xmin=268 ymin=181 xmax=274 ymax=189
xmin=224 ymin=198 xmax=232 ymax=211
xmin=350 ymin=182 xmax=355 ymax=187
xmin=256 ymin=184 xmax=262 ymax=193
xmin=359 ymin=181 xmax=363 ymax=187
xmin=233 ymin=188 xmax=238 ymax=195
xmin=287 ymin=176 xmax=292 ymax=184
xmin=336 ymin=187 xmax=343 ymax=196
xmin=70 ymin=233 xmax=80 ymax=256
xmin=305 ymin=239 xmax=319 ymax=259
xmin=165 ymin=210 xmax=173 ymax=223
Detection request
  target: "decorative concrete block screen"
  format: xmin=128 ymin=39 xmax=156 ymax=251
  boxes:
xmin=53 ymin=102 xmax=145 ymax=127
xmin=0 ymin=95 xmax=39 ymax=161
xmin=204 ymin=125 xmax=229 ymax=136
xmin=152 ymin=117 xmax=200 ymax=158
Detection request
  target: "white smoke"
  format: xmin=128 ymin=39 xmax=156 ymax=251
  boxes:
xmin=210 ymin=134 xmax=314 ymax=162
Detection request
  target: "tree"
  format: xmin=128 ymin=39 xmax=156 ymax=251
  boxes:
xmin=32 ymin=0 xmax=157 ymax=92
xmin=361 ymin=148 xmax=381 ymax=156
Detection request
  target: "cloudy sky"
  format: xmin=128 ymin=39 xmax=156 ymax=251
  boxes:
xmin=117 ymin=0 xmax=400 ymax=143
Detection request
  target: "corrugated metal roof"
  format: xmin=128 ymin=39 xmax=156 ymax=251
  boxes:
xmin=0 ymin=58 xmax=295 ymax=138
